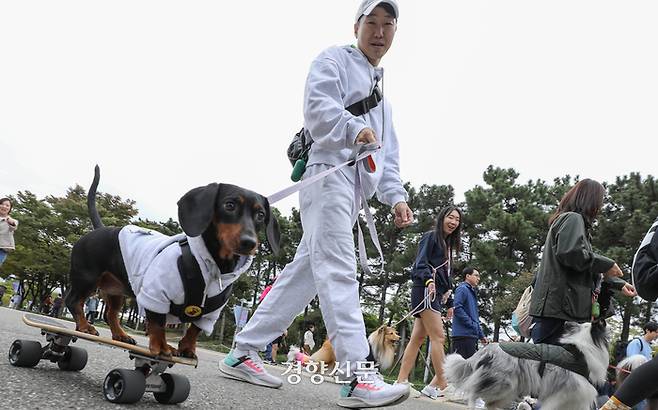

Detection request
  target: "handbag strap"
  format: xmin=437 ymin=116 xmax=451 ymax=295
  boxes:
xmin=345 ymin=84 xmax=382 ymax=117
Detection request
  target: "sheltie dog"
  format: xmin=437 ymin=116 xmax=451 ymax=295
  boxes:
xmin=305 ymin=325 xmax=400 ymax=371
xmin=445 ymin=320 xmax=609 ymax=410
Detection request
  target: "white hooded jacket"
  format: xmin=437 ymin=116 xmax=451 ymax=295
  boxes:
xmin=118 ymin=225 xmax=252 ymax=334
xmin=304 ymin=44 xmax=407 ymax=207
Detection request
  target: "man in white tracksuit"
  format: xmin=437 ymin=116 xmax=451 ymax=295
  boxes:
xmin=220 ymin=1 xmax=413 ymax=408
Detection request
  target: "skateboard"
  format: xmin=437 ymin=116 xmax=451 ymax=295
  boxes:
xmin=9 ymin=313 xmax=197 ymax=404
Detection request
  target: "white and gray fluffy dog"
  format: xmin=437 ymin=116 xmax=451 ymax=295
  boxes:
xmin=444 ymin=320 xmax=609 ymax=410
xmin=615 ymin=354 xmax=648 ymax=386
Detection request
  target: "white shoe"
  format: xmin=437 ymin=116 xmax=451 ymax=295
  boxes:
xmin=420 ymin=384 xmax=446 ymax=400
xmin=219 ymin=349 xmax=283 ymax=388
xmin=337 ymin=372 xmax=410 ymax=408
xmin=474 ymin=398 xmax=487 ymax=409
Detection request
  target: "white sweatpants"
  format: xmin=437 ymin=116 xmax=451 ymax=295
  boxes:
xmin=235 ymin=164 xmax=369 ymax=373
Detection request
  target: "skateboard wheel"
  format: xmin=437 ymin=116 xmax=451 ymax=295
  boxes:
xmin=154 ymin=373 xmax=191 ymax=404
xmin=58 ymin=345 xmax=88 ymax=371
xmin=8 ymin=339 xmax=42 ymax=367
xmin=103 ymin=368 xmax=146 ymax=404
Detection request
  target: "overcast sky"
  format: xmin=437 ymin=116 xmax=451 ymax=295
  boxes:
xmin=2 ymin=1 xmax=656 ymax=223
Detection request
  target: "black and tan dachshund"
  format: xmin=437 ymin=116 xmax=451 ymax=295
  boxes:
xmin=65 ymin=166 xmax=279 ymax=358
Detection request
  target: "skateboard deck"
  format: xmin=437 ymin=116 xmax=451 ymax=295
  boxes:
xmin=22 ymin=313 xmax=198 ymax=367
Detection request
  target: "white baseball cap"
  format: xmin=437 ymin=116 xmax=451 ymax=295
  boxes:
xmin=355 ymin=0 xmax=399 ymax=23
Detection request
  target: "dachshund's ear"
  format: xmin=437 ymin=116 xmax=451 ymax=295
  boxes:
xmin=263 ymin=197 xmax=280 ymax=255
xmin=177 ymin=183 xmax=220 ymax=237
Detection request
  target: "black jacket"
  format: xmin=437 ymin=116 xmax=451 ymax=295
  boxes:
xmin=633 ymin=216 xmax=658 ymax=302
xmin=411 ymin=231 xmax=454 ymax=307
xmin=530 ymin=212 xmax=623 ymax=323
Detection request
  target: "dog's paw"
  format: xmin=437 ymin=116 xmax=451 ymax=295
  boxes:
xmin=77 ymin=325 xmax=100 ymax=336
xmin=177 ymin=349 xmax=197 ymax=360
xmin=177 ymin=341 xmax=196 ymax=359
xmin=158 ymin=344 xmax=179 ymax=358
xmin=113 ymin=334 xmax=137 ymax=345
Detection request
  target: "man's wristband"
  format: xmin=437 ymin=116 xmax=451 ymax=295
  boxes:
xmin=425 ymin=279 xmax=434 ymax=287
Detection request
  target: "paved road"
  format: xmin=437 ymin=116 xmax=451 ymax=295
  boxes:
xmin=1 ymin=307 xmax=466 ymax=409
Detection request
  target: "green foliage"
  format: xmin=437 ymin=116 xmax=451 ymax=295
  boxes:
xmin=0 ymin=187 xmax=138 ymax=307
xmin=133 ymin=218 xmax=181 ymax=236
xmin=463 ymin=166 xmax=561 ymax=340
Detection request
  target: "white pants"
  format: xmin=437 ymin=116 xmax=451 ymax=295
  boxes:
xmin=235 ymin=164 xmax=369 ymax=373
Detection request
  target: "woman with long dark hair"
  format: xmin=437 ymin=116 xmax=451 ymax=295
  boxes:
xmin=396 ymin=205 xmax=463 ymax=399
xmin=529 ymin=178 xmax=636 ymax=345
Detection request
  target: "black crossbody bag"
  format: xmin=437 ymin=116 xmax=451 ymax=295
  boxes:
xmin=287 ymin=85 xmax=382 ymax=181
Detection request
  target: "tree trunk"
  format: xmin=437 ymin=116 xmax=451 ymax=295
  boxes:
xmin=218 ymin=311 xmax=226 ymax=343
xmin=397 ymin=322 xmax=407 ymax=360
xmin=644 ymin=301 xmax=653 ymax=323
xmin=621 ymin=299 xmax=633 ymax=341
xmin=493 ymin=317 xmax=501 ymax=342
xmin=378 ymin=272 xmax=389 ymax=323
xmin=252 ymin=259 xmax=262 ymax=306
xmin=301 ymin=305 xmax=309 ymax=345
xmin=358 ymin=268 xmax=364 ymax=298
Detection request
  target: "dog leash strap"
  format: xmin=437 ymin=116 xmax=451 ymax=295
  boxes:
xmin=353 ymin=163 xmax=385 ymax=277
xmin=609 ymin=364 xmax=632 ymax=374
xmin=359 ymin=170 xmax=384 ymax=265
xmin=393 ymin=260 xmax=450 ymax=327
xmin=354 ymin=168 xmax=370 ymax=277
xmin=267 ymin=144 xmax=380 ymax=204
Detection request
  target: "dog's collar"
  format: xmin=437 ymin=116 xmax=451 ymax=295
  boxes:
xmin=186 ymin=235 xmax=253 ymax=291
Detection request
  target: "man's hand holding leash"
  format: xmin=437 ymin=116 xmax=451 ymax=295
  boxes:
xmin=355 ymin=127 xmax=414 ymax=229
xmin=392 ymin=202 xmax=413 ymax=228
xmin=355 ymin=127 xmax=377 ymax=144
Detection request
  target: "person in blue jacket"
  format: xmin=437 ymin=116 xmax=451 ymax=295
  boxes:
xmin=451 ymin=267 xmax=488 ymax=359
xmin=396 ymin=205 xmax=463 ymax=400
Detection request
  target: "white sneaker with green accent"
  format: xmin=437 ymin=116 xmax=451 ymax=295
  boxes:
xmin=337 ymin=373 xmax=410 ymax=408
xmin=219 ymin=349 xmax=283 ymax=388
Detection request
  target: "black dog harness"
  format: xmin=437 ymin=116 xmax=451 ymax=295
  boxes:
xmin=169 ymin=239 xmax=233 ymax=323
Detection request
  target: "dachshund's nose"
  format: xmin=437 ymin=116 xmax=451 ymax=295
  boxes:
xmin=239 ymin=235 xmax=257 ymax=253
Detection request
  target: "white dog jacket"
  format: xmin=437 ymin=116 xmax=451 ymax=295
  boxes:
xmin=118 ymin=225 xmax=252 ymax=334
